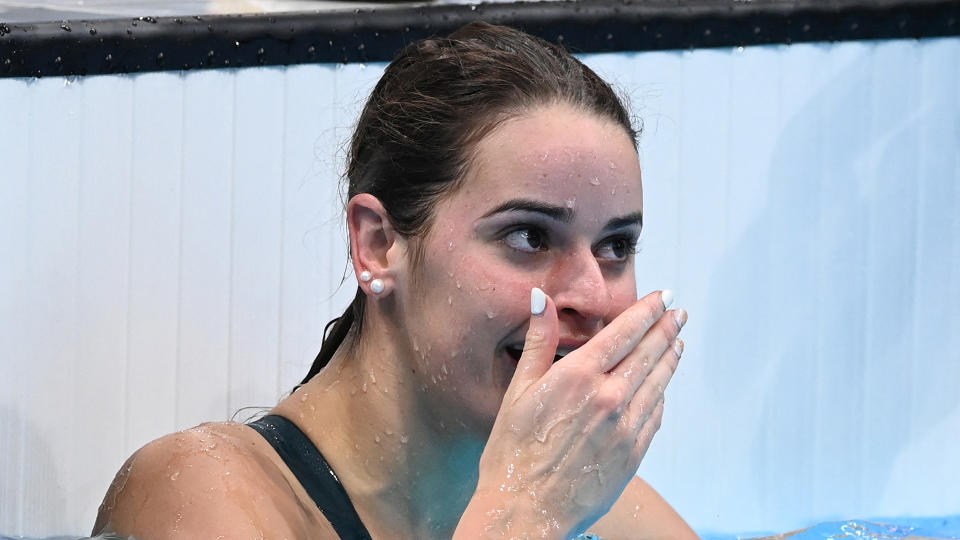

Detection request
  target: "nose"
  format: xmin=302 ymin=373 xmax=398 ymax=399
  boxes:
xmin=548 ymin=248 xmax=610 ymax=327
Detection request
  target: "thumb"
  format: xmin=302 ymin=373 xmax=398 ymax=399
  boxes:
xmin=505 ymin=287 xmax=558 ymax=404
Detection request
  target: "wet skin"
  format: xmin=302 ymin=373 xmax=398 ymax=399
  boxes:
xmin=93 ymin=104 xmax=697 ymax=539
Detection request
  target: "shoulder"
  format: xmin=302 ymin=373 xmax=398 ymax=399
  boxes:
xmin=93 ymin=422 xmax=338 ymax=539
xmin=586 ymin=476 xmax=700 ymax=540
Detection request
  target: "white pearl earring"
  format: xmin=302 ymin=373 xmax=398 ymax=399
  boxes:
xmin=360 ymin=270 xmax=372 ymax=282
xmin=370 ymin=278 xmax=385 ymax=294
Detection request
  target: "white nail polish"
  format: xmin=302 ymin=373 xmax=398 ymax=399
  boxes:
xmin=531 ymin=287 xmax=546 ymax=315
xmin=661 ymin=289 xmax=674 ymax=309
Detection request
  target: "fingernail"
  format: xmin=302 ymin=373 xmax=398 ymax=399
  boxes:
xmin=531 ymin=287 xmax=546 ymax=315
xmin=673 ymin=338 xmax=684 ymax=357
xmin=674 ymin=308 xmax=687 ymax=329
xmin=661 ymin=289 xmax=674 ymax=309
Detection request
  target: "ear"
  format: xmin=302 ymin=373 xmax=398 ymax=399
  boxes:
xmin=347 ymin=194 xmax=405 ymax=297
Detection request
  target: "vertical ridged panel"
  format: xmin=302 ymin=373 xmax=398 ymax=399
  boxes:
xmin=72 ymin=73 xmax=134 ymax=530
xmin=175 ymin=69 xmax=235 ymax=429
xmin=0 ymin=77 xmax=31 ymax=538
xmin=18 ymin=77 xmax=83 ymax=536
xmin=124 ymin=72 xmax=183 ymax=452
xmin=810 ymin=40 xmax=873 ymax=520
xmin=227 ymin=67 xmax=286 ymax=415
xmin=876 ymin=37 xmax=960 ymax=516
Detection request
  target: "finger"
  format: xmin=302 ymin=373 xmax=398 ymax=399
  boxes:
xmin=626 ymin=338 xmax=682 ymax=433
xmin=632 ymin=398 xmax=665 ymax=465
xmin=613 ymin=307 xmax=686 ymax=396
xmin=504 ymin=287 xmax=558 ymax=405
xmin=571 ymin=289 xmax=674 ymax=374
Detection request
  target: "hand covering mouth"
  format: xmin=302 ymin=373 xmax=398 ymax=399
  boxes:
xmin=504 ymin=345 xmax=578 ymax=363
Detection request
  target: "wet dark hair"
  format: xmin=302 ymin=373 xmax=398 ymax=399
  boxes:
xmin=298 ymin=21 xmax=638 ymax=387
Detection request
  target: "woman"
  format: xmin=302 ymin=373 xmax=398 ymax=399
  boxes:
xmin=93 ymin=22 xmax=695 ymax=539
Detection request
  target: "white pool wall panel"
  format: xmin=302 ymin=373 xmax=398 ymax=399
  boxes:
xmin=1 ymin=38 xmax=958 ymax=536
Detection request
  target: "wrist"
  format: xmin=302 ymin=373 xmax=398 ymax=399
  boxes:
xmin=455 ymin=488 xmax=571 ymax=540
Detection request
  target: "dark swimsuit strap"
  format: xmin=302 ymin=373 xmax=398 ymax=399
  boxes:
xmin=248 ymin=414 xmax=373 ymax=540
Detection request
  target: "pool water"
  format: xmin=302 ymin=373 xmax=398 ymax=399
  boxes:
xmin=701 ymin=515 xmax=960 ymax=540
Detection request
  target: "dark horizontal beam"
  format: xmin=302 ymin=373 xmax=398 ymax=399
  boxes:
xmin=1 ymin=0 xmax=958 ymax=78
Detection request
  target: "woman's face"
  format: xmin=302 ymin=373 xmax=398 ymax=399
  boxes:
xmin=398 ymin=104 xmax=644 ymax=434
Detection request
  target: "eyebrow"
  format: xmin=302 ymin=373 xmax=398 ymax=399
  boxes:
xmin=479 ymin=198 xmax=643 ymax=231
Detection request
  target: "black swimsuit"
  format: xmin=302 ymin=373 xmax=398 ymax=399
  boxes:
xmin=248 ymin=414 xmax=373 ymax=540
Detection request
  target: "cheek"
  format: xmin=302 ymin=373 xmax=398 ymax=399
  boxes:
xmin=606 ymin=274 xmax=639 ymax=321
xmin=454 ymin=253 xmax=533 ymax=323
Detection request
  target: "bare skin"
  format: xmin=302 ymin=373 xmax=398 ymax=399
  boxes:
xmin=94 ymin=104 xmax=698 ymax=539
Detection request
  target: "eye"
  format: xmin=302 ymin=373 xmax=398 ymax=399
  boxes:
xmin=595 ymin=235 xmax=639 ymax=262
xmin=503 ymin=226 xmax=548 ymax=253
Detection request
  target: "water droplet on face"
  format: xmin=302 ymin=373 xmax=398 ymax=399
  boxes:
xmin=455 ymin=280 xmax=462 ymax=289
xmin=589 ymin=177 xmax=601 ymax=186
xmin=169 ymin=471 xmax=180 ymax=480
xmin=374 ymin=434 xmax=381 ymax=443
xmin=447 ymin=241 xmax=455 ymax=251
xmin=565 ymin=198 xmax=576 ymax=208
xmin=400 ymin=434 xmax=409 ymax=444
xmin=89 ymin=27 xmax=97 ymax=35
xmin=60 ymin=23 xmax=71 ymax=32
xmin=486 ymin=311 xmax=495 ymax=319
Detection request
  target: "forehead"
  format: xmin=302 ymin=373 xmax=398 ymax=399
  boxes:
xmin=454 ymin=105 xmax=643 ymax=216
